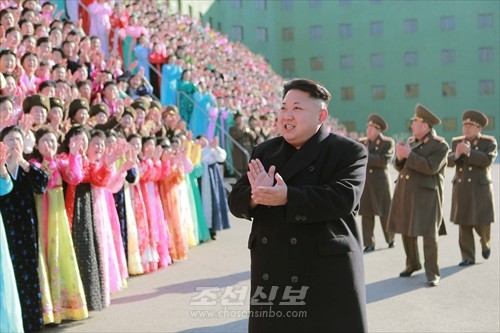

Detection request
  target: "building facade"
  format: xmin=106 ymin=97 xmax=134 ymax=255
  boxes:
xmin=199 ymin=0 xmax=499 ymax=141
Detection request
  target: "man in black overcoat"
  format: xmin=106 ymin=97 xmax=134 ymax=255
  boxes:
xmin=228 ymin=78 xmax=368 ymax=332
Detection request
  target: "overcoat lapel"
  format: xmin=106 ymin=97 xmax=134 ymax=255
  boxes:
xmin=279 ymin=125 xmax=330 ymax=182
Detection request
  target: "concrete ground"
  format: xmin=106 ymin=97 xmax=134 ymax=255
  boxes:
xmin=46 ymin=164 xmax=500 ymax=333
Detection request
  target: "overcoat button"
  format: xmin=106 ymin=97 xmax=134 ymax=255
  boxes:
xmin=400 ymin=175 xmax=404 ymax=179
xmin=295 ymin=215 xmax=301 ymax=221
xmin=261 ymin=237 xmax=268 ymax=245
xmin=458 ymin=179 xmax=462 ymax=183
xmin=468 ymin=178 xmax=471 ymax=182
xmin=262 ymin=273 xmax=269 ymax=281
xmin=405 ymin=175 xmax=410 ymax=180
xmin=468 ymin=167 xmax=472 ymax=171
xmin=459 ymin=168 xmax=463 ymax=172
xmin=369 ymin=169 xmax=373 ymax=173
xmin=307 ymin=165 xmax=315 ymax=172
xmin=290 ymin=237 xmax=297 ymax=245
xmin=291 ymin=276 xmax=299 ymax=283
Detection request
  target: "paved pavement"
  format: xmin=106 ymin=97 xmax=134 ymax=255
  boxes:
xmin=46 ymin=165 xmax=500 ymax=333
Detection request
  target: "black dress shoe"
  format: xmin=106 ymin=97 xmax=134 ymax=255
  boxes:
xmin=399 ymin=267 xmax=419 ymax=277
xmin=363 ymin=246 xmax=375 ymax=253
xmin=458 ymin=259 xmax=475 ymax=267
xmin=388 ymin=241 xmax=395 ymax=248
xmin=482 ymin=249 xmax=491 ymax=260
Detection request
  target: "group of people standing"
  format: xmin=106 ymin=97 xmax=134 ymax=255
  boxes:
xmin=0 ymin=91 xmax=232 ymax=333
xmin=358 ymin=105 xmax=497 ymax=287
xmin=228 ymin=78 xmax=496 ymax=333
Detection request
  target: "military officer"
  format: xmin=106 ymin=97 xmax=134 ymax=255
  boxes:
xmin=448 ymin=110 xmax=497 ymax=266
xmin=359 ymin=114 xmax=395 ymax=252
xmin=387 ymin=103 xmax=449 ymax=287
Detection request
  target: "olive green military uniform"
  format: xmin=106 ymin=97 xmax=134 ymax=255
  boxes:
xmin=388 ymin=104 xmax=449 ymax=284
xmin=359 ymin=114 xmax=395 ymax=249
xmin=448 ymin=111 xmax=497 ymax=263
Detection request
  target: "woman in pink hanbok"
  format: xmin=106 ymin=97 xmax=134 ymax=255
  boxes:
xmin=127 ymin=134 xmax=158 ymax=273
xmin=85 ymin=130 xmax=128 ymax=302
xmin=139 ymin=136 xmax=172 ymax=268
xmin=29 ymin=127 xmax=88 ymax=324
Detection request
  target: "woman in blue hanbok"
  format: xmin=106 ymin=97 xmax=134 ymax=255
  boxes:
xmin=190 ymin=81 xmax=215 ymax=138
xmin=133 ymin=35 xmax=151 ymax=82
xmin=177 ymin=70 xmax=198 ymax=125
xmin=160 ymin=55 xmax=182 ymax=106
xmin=0 ymin=142 xmax=23 ymax=333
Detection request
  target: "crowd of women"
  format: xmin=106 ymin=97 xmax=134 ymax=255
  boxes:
xmin=0 ymin=0 xmax=290 ymax=332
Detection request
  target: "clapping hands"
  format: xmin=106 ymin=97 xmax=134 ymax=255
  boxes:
xmin=247 ymin=159 xmax=287 ymax=207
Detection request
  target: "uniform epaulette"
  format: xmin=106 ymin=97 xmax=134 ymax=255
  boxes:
xmin=479 ymin=134 xmax=497 ymax=142
xmin=452 ymin=135 xmax=465 ymax=142
xmin=380 ymin=135 xmax=394 ymax=142
xmin=358 ymin=137 xmax=368 ymax=142
xmin=433 ymin=135 xmax=445 ymax=142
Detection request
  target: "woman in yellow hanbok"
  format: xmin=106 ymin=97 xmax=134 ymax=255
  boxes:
xmin=29 ymin=127 xmax=88 ymax=324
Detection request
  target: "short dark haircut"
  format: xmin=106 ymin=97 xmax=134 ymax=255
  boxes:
xmin=0 ymin=126 xmax=23 ymax=142
xmin=39 ymin=80 xmax=56 ymax=91
xmin=283 ymin=78 xmax=332 ymax=104
xmin=36 ymin=36 xmax=50 ymax=46
xmin=0 ymin=49 xmax=16 ymax=59
xmin=59 ymin=125 xmax=89 ymax=154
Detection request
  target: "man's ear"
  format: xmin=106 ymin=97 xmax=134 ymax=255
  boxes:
xmin=319 ymin=108 xmax=328 ymax=122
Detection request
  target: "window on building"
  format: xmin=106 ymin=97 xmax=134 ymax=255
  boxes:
xmin=479 ymin=80 xmax=494 ymax=95
xmin=282 ymin=27 xmax=294 ymax=41
xmin=404 ymin=51 xmax=418 ymax=67
xmin=232 ymin=0 xmax=242 ymax=8
xmin=370 ymin=21 xmax=384 ymax=36
xmin=405 ymin=119 xmax=412 ymax=132
xmin=441 ymin=16 xmax=455 ymax=31
xmin=217 ymin=22 xmax=222 ymax=31
xmin=342 ymin=121 xmax=356 ymax=133
xmin=309 ymin=25 xmax=323 ymax=40
xmin=232 ymin=25 xmax=244 ymax=41
xmin=442 ymin=117 xmax=457 ymax=132
xmin=485 ymin=116 xmax=495 ymax=130
xmin=340 ymin=55 xmax=353 ymax=69
xmin=309 ymin=0 xmax=322 ymax=8
xmin=371 ymin=53 xmax=384 ymax=68
xmin=478 ymin=14 xmax=493 ymax=28
xmin=310 ymin=57 xmax=324 ymax=71
xmin=341 ymin=87 xmax=355 ymax=101
xmin=256 ymin=27 xmax=268 ymax=42
xmin=404 ymin=19 xmax=418 ymax=33
xmin=405 ymin=83 xmax=419 ymax=98
xmin=282 ymin=58 xmax=295 ymax=76
xmin=441 ymin=49 xmax=456 ymax=65
xmin=256 ymin=0 xmax=266 ymax=10
xmin=281 ymin=0 xmax=293 ymax=10
xmin=372 ymin=85 xmax=385 ymax=100
xmin=479 ymin=47 xmax=494 ymax=63
xmin=442 ymin=82 xmax=456 ymax=96
xmin=340 ymin=23 xmax=352 ymax=38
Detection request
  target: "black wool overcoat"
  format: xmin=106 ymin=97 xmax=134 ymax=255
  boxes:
xmin=228 ymin=126 xmax=368 ymax=333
